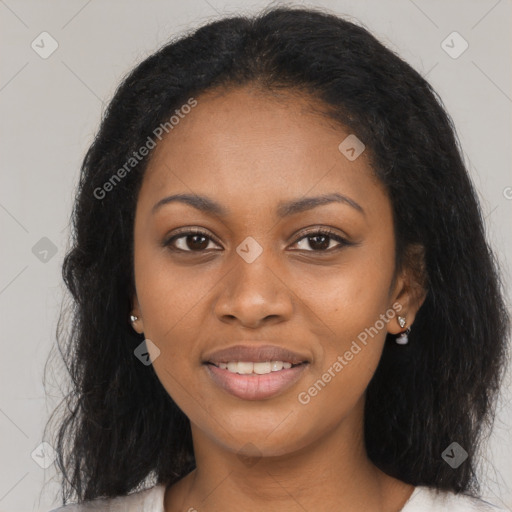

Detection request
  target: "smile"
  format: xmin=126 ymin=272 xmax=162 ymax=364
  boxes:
xmin=204 ymin=361 xmax=309 ymax=400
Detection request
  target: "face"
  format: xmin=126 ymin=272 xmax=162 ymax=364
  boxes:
xmin=131 ymin=86 xmax=419 ymax=459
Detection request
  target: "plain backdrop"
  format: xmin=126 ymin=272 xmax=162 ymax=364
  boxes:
xmin=0 ymin=0 xmax=511 ymax=511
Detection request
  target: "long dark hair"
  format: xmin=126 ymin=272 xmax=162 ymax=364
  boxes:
xmin=44 ymin=4 xmax=510 ymax=505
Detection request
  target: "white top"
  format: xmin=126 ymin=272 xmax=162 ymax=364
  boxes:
xmin=49 ymin=483 xmax=509 ymax=511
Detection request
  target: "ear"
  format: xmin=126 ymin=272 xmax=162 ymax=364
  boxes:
xmin=387 ymin=243 xmax=428 ymax=335
xmin=130 ymin=294 xmax=145 ymax=334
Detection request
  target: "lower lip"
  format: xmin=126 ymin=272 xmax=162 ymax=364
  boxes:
xmin=204 ymin=363 xmax=308 ymax=400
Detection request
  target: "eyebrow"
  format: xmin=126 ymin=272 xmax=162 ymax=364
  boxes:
xmin=151 ymin=192 xmax=365 ymax=218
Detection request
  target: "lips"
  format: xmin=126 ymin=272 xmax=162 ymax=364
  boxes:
xmin=202 ymin=343 xmax=310 ymax=400
xmin=203 ymin=344 xmax=309 ymax=366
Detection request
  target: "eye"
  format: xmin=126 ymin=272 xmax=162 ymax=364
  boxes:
xmin=291 ymin=228 xmax=351 ymax=252
xmin=163 ymin=228 xmax=221 ymax=253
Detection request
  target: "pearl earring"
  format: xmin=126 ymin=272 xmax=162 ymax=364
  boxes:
xmin=396 ymin=328 xmax=411 ymax=345
xmin=396 ymin=315 xmax=410 ymax=345
xmin=130 ymin=314 xmax=138 ymax=323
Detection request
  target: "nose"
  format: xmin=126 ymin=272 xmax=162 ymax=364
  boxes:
xmin=213 ymin=252 xmax=294 ymax=329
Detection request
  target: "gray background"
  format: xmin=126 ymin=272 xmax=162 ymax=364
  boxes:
xmin=0 ymin=0 xmax=511 ymax=510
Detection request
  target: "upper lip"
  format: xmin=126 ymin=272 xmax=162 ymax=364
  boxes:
xmin=204 ymin=344 xmax=310 ymax=365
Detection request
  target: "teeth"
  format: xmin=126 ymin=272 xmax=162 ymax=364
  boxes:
xmin=271 ymin=361 xmax=283 ymax=371
xmin=237 ymin=362 xmax=254 ymax=374
xmin=253 ymin=362 xmax=271 ymax=374
xmin=215 ymin=361 xmax=297 ymax=375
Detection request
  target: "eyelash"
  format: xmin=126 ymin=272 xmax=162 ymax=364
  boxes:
xmin=163 ymin=227 xmax=351 ymax=254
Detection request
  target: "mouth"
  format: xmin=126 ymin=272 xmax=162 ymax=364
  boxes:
xmin=202 ymin=344 xmax=310 ymax=400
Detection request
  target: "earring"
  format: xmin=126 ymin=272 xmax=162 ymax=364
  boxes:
xmin=130 ymin=314 xmax=138 ymax=323
xmin=396 ymin=327 xmax=411 ymax=345
xmin=395 ymin=315 xmax=410 ymax=344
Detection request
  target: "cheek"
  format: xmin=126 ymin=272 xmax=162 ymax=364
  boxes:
xmin=292 ymin=243 xmax=395 ymax=407
xmin=134 ymin=256 xmax=210 ymax=422
xmin=134 ymin=243 xmax=217 ymax=338
xmin=132 ymin=244 xmax=209 ymax=396
xmin=293 ymin=240 xmax=395 ymax=335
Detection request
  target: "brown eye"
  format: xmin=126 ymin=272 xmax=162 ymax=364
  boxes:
xmin=164 ymin=229 xmax=220 ymax=252
xmin=291 ymin=229 xmax=350 ymax=252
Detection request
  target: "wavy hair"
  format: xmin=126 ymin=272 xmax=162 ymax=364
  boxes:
xmin=44 ymin=5 xmax=510 ymax=504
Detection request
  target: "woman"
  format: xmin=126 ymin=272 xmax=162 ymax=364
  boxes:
xmin=46 ymin=5 xmax=510 ymax=512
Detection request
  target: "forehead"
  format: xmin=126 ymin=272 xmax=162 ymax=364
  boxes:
xmin=138 ymin=86 xmax=387 ymax=219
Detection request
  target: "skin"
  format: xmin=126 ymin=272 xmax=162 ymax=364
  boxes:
xmin=130 ymin=85 xmax=426 ymax=512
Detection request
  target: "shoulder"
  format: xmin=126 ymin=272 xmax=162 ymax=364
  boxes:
xmin=48 ymin=483 xmax=167 ymax=512
xmin=401 ymin=486 xmax=509 ymax=512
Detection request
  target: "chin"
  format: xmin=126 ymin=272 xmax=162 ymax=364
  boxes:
xmin=206 ymin=417 xmax=317 ymax=459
